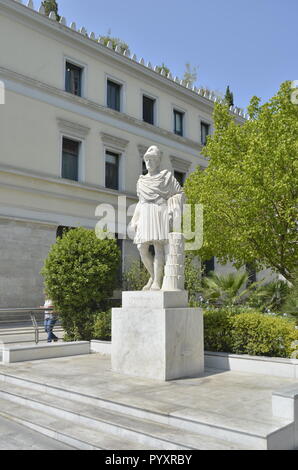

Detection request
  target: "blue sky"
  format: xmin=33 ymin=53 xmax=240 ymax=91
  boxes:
xmin=57 ymin=0 xmax=297 ymax=110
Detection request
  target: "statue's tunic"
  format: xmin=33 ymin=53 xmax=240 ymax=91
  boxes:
xmin=132 ymin=170 xmax=184 ymax=244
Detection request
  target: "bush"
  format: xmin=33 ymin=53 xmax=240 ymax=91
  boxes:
xmin=41 ymin=228 xmax=120 ymax=341
xmin=204 ymin=308 xmax=234 ymax=352
xmin=200 ymin=271 xmax=256 ymax=307
xmin=93 ymin=310 xmax=111 ymax=341
xmin=247 ymin=280 xmax=290 ymax=313
xmin=122 ymin=254 xmax=202 ymax=302
xmin=283 ymin=271 xmax=298 ymax=318
xmin=204 ymin=308 xmax=298 ymax=358
xmin=230 ymin=312 xmax=298 ymax=357
xmin=122 ymin=260 xmax=150 ymax=291
xmin=184 ymin=254 xmax=202 ymax=305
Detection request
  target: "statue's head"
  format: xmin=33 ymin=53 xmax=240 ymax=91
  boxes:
xmin=144 ymin=146 xmax=161 ymax=174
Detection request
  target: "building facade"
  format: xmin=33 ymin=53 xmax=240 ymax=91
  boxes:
xmin=0 ymin=0 xmax=249 ymax=307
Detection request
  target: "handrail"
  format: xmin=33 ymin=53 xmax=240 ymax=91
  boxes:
xmin=0 ymin=308 xmax=54 ymax=345
xmin=0 ymin=308 xmax=53 ymax=313
xmin=30 ymin=313 xmax=39 ymax=345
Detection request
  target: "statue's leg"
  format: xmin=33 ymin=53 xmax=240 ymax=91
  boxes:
xmin=138 ymin=243 xmax=154 ymax=290
xmin=151 ymin=242 xmax=165 ymax=291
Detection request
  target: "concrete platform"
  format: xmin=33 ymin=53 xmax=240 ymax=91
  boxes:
xmin=0 ymin=354 xmax=297 ymax=450
xmin=2 ymin=341 xmax=90 ymax=363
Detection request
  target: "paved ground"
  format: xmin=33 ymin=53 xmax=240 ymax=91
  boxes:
xmin=0 ymin=414 xmax=74 ymax=450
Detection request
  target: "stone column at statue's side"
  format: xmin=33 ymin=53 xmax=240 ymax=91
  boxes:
xmin=130 ymin=145 xmax=185 ymax=291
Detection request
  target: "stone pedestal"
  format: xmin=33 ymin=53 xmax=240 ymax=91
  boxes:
xmin=111 ymin=291 xmax=204 ymax=381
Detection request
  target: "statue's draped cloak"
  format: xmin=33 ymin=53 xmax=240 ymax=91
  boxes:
xmin=132 ymin=169 xmax=184 ymax=244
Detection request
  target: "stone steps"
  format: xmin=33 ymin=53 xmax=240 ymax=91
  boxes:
xmin=0 ymin=313 xmax=45 ymax=324
xmin=0 ymin=370 xmax=292 ymax=450
xmin=0 ymin=330 xmax=64 ymax=344
xmin=0 ymin=375 xmax=252 ymax=450
xmin=0 ymin=325 xmax=63 ymax=335
xmin=0 ymin=326 xmax=64 ymax=347
xmin=0 ymin=401 xmax=154 ymax=450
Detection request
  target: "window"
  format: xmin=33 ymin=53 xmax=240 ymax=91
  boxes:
xmin=62 ymin=137 xmax=80 ymax=181
xmin=201 ymin=122 xmax=210 ymax=145
xmin=105 ymin=151 xmax=119 ymax=190
xmin=65 ymin=62 xmax=82 ymax=96
xmin=202 ymin=257 xmax=215 ymax=276
xmin=143 ymin=95 xmax=155 ymax=125
xmin=174 ymin=170 xmax=185 ymax=187
xmin=107 ymin=80 xmax=121 ymax=111
xmin=174 ymin=110 xmax=184 ymax=136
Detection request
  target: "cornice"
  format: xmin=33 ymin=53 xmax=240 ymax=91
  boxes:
xmin=0 ymin=212 xmax=59 ymax=227
xmin=0 ymin=163 xmax=138 ymax=201
xmin=0 ymin=66 xmax=205 ymax=152
xmin=0 ymin=0 xmax=248 ymax=120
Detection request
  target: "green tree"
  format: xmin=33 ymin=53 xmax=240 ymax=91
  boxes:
xmin=41 ymin=228 xmax=120 ymax=340
xmin=155 ymin=63 xmax=170 ymax=76
xmin=101 ymin=35 xmax=129 ymax=54
xmin=183 ymin=63 xmax=198 ymax=87
xmin=100 ymin=29 xmax=129 ymax=54
xmin=224 ymin=85 xmax=234 ymax=107
xmin=42 ymin=0 xmax=60 ymax=20
xmin=185 ymin=82 xmax=298 ymax=282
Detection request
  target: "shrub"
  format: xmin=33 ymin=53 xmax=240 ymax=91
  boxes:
xmin=283 ymin=271 xmax=298 ymax=319
xmin=204 ymin=308 xmax=298 ymax=358
xmin=200 ymin=271 xmax=257 ymax=307
xmin=184 ymin=254 xmax=202 ymax=305
xmin=122 ymin=254 xmax=203 ymax=302
xmin=93 ymin=310 xmax=111 ymax=341
xmin=203 ymin=308 xmax=234 ymax=352
xmin=41 ymin=228 xmax=120 ymax=341
xmin=247 ymin=280 xmax=290 ymax=313
xmin=230 ymin=312 xmax=298 ymax=357
xmin=122 ymin=260 xmax=150 ymax=291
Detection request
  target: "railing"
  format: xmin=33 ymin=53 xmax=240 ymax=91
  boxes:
xmin=0 ymin=308 xmax=53 ymax=345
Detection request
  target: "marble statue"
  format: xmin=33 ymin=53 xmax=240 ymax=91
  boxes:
xmin=130 ymin=145 xmax=185 ymax=291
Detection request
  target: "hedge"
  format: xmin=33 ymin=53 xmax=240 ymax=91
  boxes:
xmin=93 ymin=310 xmax=112 ymax=341
xmin=204 ymin=309 xmax=298 ymax=358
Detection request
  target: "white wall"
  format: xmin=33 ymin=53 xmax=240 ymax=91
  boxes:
xmin=0 ymin=219 xmax=57 ymax=308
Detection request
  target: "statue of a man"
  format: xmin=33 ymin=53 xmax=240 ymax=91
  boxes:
xmin=130 ymin=145 xmax=184 ymax=291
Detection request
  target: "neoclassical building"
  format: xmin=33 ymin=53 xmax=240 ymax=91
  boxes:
xmin=0 ymin=0 xmax=248 ymax=307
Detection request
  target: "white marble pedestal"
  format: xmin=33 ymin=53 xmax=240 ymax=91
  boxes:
xmin=111 ymin=291 xmax=204 ymax=381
